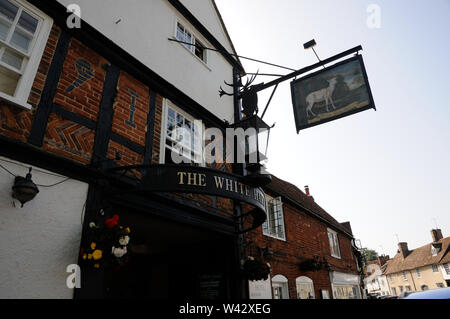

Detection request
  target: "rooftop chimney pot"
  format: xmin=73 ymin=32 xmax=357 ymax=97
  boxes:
xmin=304 ymin=185 xmax=310 ymax=196
xmin=398 ymin=242 xmax=409 ymax=259
xmin=431 ymin=229 xmax=443 ymax=242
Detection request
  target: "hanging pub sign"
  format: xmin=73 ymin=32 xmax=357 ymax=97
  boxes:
xmin=291 ymin=55 xmax=375 ymax=132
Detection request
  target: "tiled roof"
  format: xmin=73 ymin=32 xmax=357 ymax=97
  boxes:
xmin=265 ymin=175 xmax=353 ymax=237
xmin=384 ymin=236 xmax=450 ymax=274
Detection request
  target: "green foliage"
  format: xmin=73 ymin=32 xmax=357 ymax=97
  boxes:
xmin=361 ymin=248 xmax=379 ymax=262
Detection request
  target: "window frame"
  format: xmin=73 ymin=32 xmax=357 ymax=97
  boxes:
xmin=327 ymin=228 xmax=341 ymax=259
xmin=159 ymin=99 xmax=205 ymax=166
xmin=262 ymin=195 xmax=286 ymax=241
xmin=0 ymin=0 xmax=53 ymax=109
xmin=174 ymin=19 xmax=208 ymax=66
xmin=402 ymin=271 xmax=408 ymax=281
xmin=432 ymin=264 xmax=439 ymax=272
xmin=416 ymin=268 xmax=421 ymax=278
xmin=443 ymin=263 xmax=450 ymax=275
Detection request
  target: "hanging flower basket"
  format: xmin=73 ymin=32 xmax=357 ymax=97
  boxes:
xmin=298 ymin=257 xmax=326 ymax=272
xmin=80 ymin=214 xmax=131 ymax=270
xmin=243 ymin=257 xmax=271 ymax=281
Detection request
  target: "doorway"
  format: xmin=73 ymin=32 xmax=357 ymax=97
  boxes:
xmin=103 ymin=210 xmax=237 ymax=299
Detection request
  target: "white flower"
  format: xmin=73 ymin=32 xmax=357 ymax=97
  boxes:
xmin=89 ymin=222 xmax=97 ymax=228
xmin=119 ymin=235 xmax=130 ymax=246
xmin=111 ymin=246 xmax=127 ymax=258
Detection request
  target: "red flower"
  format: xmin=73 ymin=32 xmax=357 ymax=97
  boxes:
xmin=105 ymin=218 xmax=118 ymax=228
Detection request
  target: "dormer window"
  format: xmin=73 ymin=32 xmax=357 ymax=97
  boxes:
xmin=431 ymin=243 xmax=442 ymax=256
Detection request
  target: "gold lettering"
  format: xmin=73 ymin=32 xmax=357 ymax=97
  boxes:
xmin=239 ymin=183 xmax=244 ymax=194
xmin=225 ymin=178 xmax=233 ymax=191
xmin=214 ymin=176 xmax=224 ymax=189
xmin=177 ymin=172 xmax=187 ymax=185
xmin=187 ymin=172 xmax=197 ymax=185
xmin=198 ymin=174 xmax=206 ymax=187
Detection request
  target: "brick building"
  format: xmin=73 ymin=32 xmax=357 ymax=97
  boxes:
xmin=245 ymin=176 xmax=363 ymax=299
xmin=0 ymin=0 xmax=259 ymax=299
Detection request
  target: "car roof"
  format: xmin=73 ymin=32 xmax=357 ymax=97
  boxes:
xmin=404 ymin=287 xmax=450 ymax=299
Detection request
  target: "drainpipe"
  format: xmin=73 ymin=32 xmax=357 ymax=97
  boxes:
xmin=408 ymin=270 xmax=417 ymax=291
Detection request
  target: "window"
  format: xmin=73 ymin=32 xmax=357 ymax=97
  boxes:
xmin=175 ymin=21 xmax=207 ymax=63
xmin=271 ymin=275 xmax=289 ymax=299
xmin=432 ymin=264 xmax=439 ymax=272
xmin=421 ymin=285 xmax=428 ymax=291
xmin=444 ymin=263 xmax=450 ymax=275
xmin=389 ymin=274 xmax=393 ymax=283
xmin=262 ymin=196 xmax=285 ymax=240
xmin=436 ymin=283 xmax=444 ymax=288
xmin=160 ymin=100 xmax=204 ymax=165
xmin=391 ymin=287 xmax=397 ymax=296
xmin=405 ymin=285 xmax=411 ymax=292
xmin=332 ymin=285 xmax=360 ymax=299
xmin=416 ymin=268 xmax=421 ymax=278
xmin=0 ymin=0 xmax=52 ymax=108
xmin=399 ymin=286 xmax=403 ymax=293
xmin=296 ymin=276 xmax=315 ymax=299
xmin=327 ymin=228 xmax=341 ymax=258
xmin=402 ymin=271 xmax=407 ymax=281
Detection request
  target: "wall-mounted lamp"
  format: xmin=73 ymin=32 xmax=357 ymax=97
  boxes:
xmin=12 ymin=168 xmax=39 ymax=207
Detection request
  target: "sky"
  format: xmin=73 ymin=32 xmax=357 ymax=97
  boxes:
xmin=215 ymin=0 xmax=450 ymax=258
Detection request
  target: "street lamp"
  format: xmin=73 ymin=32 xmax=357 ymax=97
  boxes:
xmin=231 ymin=114 xmax=272 ymax=187
xmin=12 ymin=168 xmax=39 ymax=207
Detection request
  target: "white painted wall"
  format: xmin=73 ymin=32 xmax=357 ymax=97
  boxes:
xmin=0 ymin=156 xmax=87 ymax=298
xmin=58 ymin=0 xmax=236 ymax=123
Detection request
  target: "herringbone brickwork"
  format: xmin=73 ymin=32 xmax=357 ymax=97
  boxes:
xmin=43 ymin=113 xmax=95 ymax=164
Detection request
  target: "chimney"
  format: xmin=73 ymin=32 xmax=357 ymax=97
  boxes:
xmin=304 ymin=185 xmax=310 ymax=196
xmin=398 ymin=242 xmax=409 ymax=258
xmin=431 ymin=229 xmax=443 ymax=242
xmin=378 ymin=255 xmax=390 ymax=266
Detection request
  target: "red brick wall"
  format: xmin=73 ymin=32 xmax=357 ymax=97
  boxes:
xmin=245 ymin=190 xmax=358 ymax=299
xmin=112 ymin=71 xmax=149 ymax=147
xmin=0 ymin=22 xmax=235 ymax=218
xmin=0 ymin=24 xmax=60 ymax=142
xmin=53 ymin=37 xmax=107 ymax=121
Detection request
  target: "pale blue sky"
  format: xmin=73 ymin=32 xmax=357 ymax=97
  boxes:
xmin=216 ymin=0 xmax=450 ymax=257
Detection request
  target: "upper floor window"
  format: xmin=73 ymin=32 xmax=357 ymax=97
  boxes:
xmin=391 ymin=287 xmax=397 ymax=296
xmin=402 ymin=271 xmax=408 ymax=281
xmin=175 ymin=21 xmax=207 ymax=63
xmin=262 ymin=195 xmax=285 ymax=240
xmin=416 ymin=268 xmax=421 ymax=278
xmin=389 ymin=274 xmax=393 ymax=282
xmin=0 ymin=0 xmax=52 ymax=108
xmin=432 ymin=264 xmax=438 ymax=272
xmin=160 ymin=99 xmax=204 ymax=165
xmin=327 ymin=228 xmax=341 ymax=259
xmin=444 ymin=263 xmax=450 ymax=275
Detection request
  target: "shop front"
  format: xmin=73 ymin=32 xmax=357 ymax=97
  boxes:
xmin=329 ymin=271 xmax=361 ymax=299
xmin=75 ymin=164 xmax=267 ymax=299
